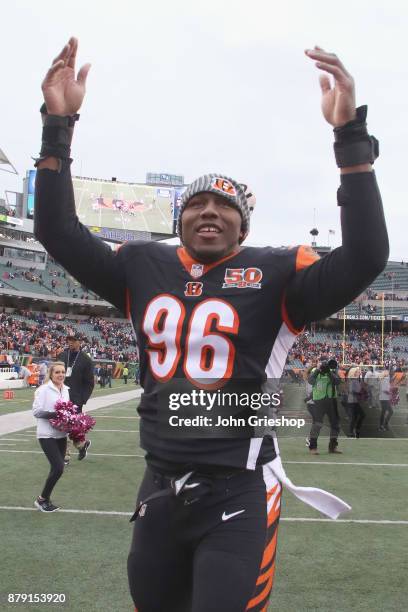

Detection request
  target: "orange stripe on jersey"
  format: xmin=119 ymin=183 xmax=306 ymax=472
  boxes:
xmin=177 ymin=247 xmax=240 ymax=278
xmin=296 ymin=244 xmax=320 ymax=272
xmin=266 ymin=483 xmax=280 ymax=526
xmin=280 ymin=245 xmax=319 ymax=334
xmin=267 ymin=484 xmax=278 ymax=500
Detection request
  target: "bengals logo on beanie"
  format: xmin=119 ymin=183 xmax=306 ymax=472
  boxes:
xmin=211 ymin=177 xmax=237 ymax=197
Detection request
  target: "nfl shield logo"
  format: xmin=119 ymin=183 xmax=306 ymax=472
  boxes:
xmin=191 ymin=264 xmax=204 ymax=278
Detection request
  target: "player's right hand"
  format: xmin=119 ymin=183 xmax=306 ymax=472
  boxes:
xmin=41 ymin=37 xmax=91 ymax=116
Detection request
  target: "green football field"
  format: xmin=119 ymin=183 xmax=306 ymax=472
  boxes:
xmin=73 ymin=177 xmax=173 ymax=234
xmin=0 ymin=394 xmax=407 ymax=612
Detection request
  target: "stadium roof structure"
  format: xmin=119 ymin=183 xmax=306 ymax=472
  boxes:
xmin=0 ymin=147 xmax=18 ymax=174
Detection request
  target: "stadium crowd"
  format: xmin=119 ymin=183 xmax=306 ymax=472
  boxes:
xmin=1 ymin=308 xmax=408 ymax=370
xmin=0 ymin=204 xmax=16 ymax=217
xmin=288 ymin=328 xmax=408 ymax=368
xmin=0 ymin=310 xmax=138 ymax=362
xmin=364 ymin=288 xmax=408 ymax=302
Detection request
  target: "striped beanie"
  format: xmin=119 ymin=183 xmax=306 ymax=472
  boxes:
xmin=177 ymin=174 xmax=250 ymax=239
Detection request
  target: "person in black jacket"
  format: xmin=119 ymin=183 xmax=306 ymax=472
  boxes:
xmin=57 ymin=332 xmax=94 ymax=462
xmin=34 ymin=38 xmax=388 ymax=612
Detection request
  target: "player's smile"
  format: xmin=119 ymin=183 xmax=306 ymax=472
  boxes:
xmin=196 ymin=222 xmax=222 ymax=238
xmin=181 ymin=193 xmax=243 ymax=263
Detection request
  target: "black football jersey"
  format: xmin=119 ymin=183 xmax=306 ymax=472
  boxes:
xmin=35 ymin=167 xmax=388 ymax=470
xmin=119 ymin=241 xmax=318 ymax=469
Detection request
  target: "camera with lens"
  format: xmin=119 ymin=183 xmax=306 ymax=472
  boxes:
xmin=319 ymin=359 xmax=338 ymax=374
xmin=319 ymin=361 xmax=331 ymax=375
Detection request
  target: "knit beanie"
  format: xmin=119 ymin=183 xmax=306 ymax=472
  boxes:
xmin=177 ymin=174 xmax=250 ymax=239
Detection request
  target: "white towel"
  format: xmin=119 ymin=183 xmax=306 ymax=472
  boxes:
xmin=266 ymin=454 xmax=351 ymax=520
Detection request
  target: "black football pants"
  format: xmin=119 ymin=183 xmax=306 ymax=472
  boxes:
xmin=349 ymin=402 xmax=365 ymax=436
xmin=309 ymin=398 xmax=340 ymax=449
xmin=128 ymin=466 xmax=281 ymax=612
xmin=380 ymin=400 xmax=393 ymax=428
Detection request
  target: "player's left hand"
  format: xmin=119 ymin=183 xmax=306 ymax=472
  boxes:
xmin=305 ymin=46 xmax=356 ymax=127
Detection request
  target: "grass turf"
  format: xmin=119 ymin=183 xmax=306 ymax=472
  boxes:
xmin=0 ymin=397 xmax=407 ymax=611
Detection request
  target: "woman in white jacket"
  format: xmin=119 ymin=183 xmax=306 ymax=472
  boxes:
xmin=32 ymin=362 xmax=69 ymax=512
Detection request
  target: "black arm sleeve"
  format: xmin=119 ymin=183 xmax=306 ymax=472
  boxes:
xmin=34 ymin=161 xmax=127 ymax=313
xmin=82 ymin=356 xmax=95 ymax=405
xmin=286 ymin=172 xmax=389 ymax=329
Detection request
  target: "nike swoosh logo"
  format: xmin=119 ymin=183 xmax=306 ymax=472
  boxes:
xmin=222 ymin=510 xmax=245 ymax=521
xmin=184 ymin=482 xmax=200 ymax=489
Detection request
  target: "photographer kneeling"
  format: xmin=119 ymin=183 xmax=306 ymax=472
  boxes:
xmin=308 ymin=358 xmax=342 ymax=455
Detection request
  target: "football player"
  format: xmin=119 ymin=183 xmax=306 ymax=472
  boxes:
xmin=34 ymin=38 xmax=388 ymax=612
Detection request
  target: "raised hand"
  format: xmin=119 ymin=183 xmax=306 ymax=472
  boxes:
xmin=42 ymin=37 xmax=91 ymax=116
xmin=305 ymin=46 xmax=356 ymax=127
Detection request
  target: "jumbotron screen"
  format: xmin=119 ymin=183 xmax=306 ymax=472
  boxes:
xmin=72 ymin=176 xmax=175 ymax=235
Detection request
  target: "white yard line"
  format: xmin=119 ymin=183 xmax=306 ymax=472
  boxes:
xmin=281 ymin=518 xmax=408 ymax=525
xmin=285 ymin=461 xmax=408 ymax=467
xmin=0 ymin=448 xmax=407 ymax=468
xmin=91 ymin=429 xmax=140 ymax=433
xmin=280 ymin=436 xmax=408 ymax=440
xmin=0 ymin=506 xmax=407 ymax=524
xmin=131 ymin=186 xmax=149 ymax=231
xmin=8 ymin=433 xmax=36 ymax=437
xmin=94 ymin=416 xmax=140 ymax=419
xmin=0 ymin=506 xmax=131 ymax=517
xmin=0 ymin=450 xmax=144 ymax=458
xmin=76 ymin=185 xmax=87 ymax=215
xmin=119 ymin=207 xmax=126 ymax=230
xmin=156 ymin=198 xmax=171 ymax=231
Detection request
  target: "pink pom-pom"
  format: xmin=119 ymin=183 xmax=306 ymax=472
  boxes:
xmin=52 ymin=398 xmax=96 ymax=439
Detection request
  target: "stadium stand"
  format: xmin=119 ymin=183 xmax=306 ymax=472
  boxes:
xmin=0 ymin=310 xmax=138 ymax=362
xmin=0 ymin=259 xmax=103 ymax=300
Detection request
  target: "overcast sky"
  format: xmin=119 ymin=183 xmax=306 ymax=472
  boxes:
xmin=1 ymin=0 xmax=407 ymax=258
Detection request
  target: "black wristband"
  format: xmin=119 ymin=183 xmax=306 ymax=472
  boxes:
xmin=36 ymin=103 xmax=79 ymax=164
xmin=39 ymin=102 xmax=80 ymax=128
xmin=333 ymin=106 xmax=379 ymax=168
